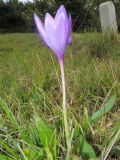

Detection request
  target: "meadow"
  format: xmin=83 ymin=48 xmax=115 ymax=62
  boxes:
xmin=0 ymin=33 xmax=120 ymax=160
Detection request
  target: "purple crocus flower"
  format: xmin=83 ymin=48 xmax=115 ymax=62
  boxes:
xmin=34 ymin=6 xmax=72 ymax=157
xmin=34 ymin=5 xmax=72 ymax=61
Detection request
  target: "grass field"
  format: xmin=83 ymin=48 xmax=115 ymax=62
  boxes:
xmin=0 ymin=33 xmax=120 ymax=160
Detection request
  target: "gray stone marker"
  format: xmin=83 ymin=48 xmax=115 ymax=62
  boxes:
xmin=99 ymin=1 xmax=118 ymax=33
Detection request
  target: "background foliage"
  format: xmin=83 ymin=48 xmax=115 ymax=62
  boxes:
xmin=0 ymin=0 xmax=120 ymax=33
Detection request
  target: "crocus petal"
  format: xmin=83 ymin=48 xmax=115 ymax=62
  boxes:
xmin=34 ymin=13 xmax=49 ymax=47
xmin=44 ymin=13 xmax=57 ymax=52
xmin=55 ymin=6 xmax=71 ymax=46
xmin=55 ymin=5 xmax=67 ymax=20
xmin=45 ymin=12 xmax=69 ymax=60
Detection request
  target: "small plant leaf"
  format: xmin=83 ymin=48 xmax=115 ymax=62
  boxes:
xmin=90 ymin=95 xmax=116 ymax=123
xmin=0 ymin=154 xmax=13 ymax=160
xmin=35 ymin=117 xmax=54 ymax=147
xmin=71 ymin=155 xmax=80 ymax=160
xmin=34 ymin=116 xmax=56 ymax=159
xmin=45 ymin=147 xmax=54 ymax=160
xmin=112 ymin=121 xmax=120 ymax=132
xmin=78 ymin=135 xmax=96 ymax=159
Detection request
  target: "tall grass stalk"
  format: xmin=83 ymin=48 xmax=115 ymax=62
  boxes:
xmin=103 ymin=129 xmax=120 ymax=160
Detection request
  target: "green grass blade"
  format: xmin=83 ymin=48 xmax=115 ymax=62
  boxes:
xmin=0 ymin=98 xmax=20 ymax=130
xmin=1 ymin=143 xmax=20 ymax=160
xmin=0 ymin=98 xmax=29 ymax=143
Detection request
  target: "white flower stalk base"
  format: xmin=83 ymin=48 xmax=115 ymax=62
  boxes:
xmin=59 ymin=60 xmax=70 ymax=159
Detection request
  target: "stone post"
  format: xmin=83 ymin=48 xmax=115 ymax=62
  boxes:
xmin=99 ymin=1 xmax=118 ymax=33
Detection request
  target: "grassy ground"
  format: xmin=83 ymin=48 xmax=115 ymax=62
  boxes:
xmin=0 ymin=33 xmax=120 ymax=160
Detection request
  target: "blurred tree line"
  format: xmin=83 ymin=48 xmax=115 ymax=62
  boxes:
xmin=0 ymin=0 xmax=120 ymax=33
